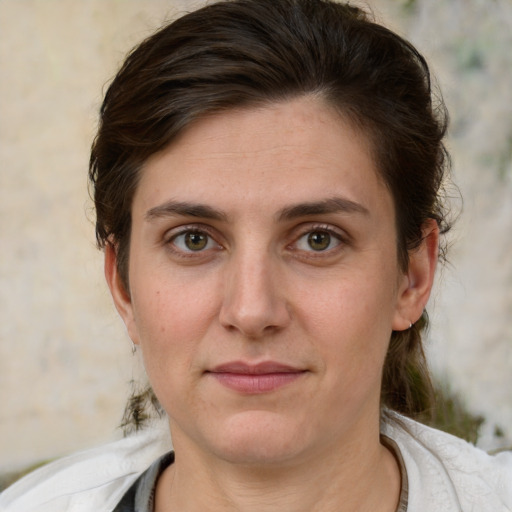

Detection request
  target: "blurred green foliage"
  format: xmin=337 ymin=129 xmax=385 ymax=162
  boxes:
xmin=423 ymin=382 xmax=485 ymax=445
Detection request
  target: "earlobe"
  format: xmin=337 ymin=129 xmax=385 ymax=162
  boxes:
xmin=392 ymin=220 xmax=439 ymax=331
xmin=104 ymin=243 xmax=140 ymax=345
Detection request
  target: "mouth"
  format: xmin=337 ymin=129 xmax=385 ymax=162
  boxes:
xmin=206 ymin=361 xmax=307 ymax=394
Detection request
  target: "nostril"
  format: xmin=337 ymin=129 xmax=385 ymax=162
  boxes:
xmin=219 ymin=299 xmax=291 ymax=339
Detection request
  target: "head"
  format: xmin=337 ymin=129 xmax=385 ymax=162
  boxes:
xmin=90 ymin=0 xmax=450 ymax=427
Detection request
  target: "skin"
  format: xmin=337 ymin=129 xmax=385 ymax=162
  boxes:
xmin=106 ymin=96 xmax=438 ymax=511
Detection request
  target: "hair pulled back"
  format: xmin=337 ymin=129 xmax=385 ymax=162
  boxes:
xmin=89 ymin=0 xmax=451 ymax=425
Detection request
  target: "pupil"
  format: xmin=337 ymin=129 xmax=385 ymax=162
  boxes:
xmin=308 ymin=231 xmax=330 ymax=251
xmin=185 ymin=232 xmax=207 ymax=251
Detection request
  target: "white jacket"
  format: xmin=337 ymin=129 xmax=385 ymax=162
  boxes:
xmin=1 ymin=415 xmax=511 ymax=511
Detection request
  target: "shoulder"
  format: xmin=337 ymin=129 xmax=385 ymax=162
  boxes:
xmin=383 ymin=412 xmax=512 ymax=511
xmin=0 ymin=422 xmax=171 ymax=512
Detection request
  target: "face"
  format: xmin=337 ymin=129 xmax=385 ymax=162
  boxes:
xmin=107 ymin=97 xmax=429 ymax=467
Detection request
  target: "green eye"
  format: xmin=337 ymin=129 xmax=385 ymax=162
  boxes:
xmin=307 ymin=231 xmax=331 ymax=251
xmin=184 ymin=232 xmax=208 ymax=251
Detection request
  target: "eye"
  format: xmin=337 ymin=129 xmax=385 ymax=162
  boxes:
xmin=295 ymin=229 xmax=342 ymax=252
xmin=170 ymin=230 xmax=218 ymax=253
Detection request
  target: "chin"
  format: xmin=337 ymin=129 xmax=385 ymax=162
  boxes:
xmin=207 ymin=410 xmax=310 ymax=466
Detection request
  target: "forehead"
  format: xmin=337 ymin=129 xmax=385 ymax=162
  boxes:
xmin=133 ymin=96 xmax=391 ymax=219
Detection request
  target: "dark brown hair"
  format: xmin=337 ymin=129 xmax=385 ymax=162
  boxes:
xmin=89 ymin=0 xmax=451 ymax=429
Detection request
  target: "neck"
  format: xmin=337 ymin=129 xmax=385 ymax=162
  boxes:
xmin=155 ymin=419 xmax=401 ymax=512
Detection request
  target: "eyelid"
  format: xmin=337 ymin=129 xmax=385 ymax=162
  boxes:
xmin=293 ymin=222 xmax=347 ymax=240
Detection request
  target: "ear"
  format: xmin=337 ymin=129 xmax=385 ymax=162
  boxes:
xmin=104 ymin=243 xmax=140 ymax=345
xmin=392 ymin=219 xmax=439 ymax=331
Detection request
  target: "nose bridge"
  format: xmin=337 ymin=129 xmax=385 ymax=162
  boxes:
xmin=220 ymin=242 xmax=289 ymax=337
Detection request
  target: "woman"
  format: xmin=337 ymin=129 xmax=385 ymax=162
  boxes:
xmin=1 ymin=0 xmax=510 ymax=510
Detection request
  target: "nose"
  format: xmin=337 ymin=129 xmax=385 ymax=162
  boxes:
xmin=219 ymin=250 xmax=291 ymax=339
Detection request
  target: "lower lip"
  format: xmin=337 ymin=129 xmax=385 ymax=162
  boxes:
xmin=209 ymin=372 xmax=305 ymax=393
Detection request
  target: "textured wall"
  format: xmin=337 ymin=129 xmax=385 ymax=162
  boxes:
xmin=0 ymin=0 xmax=200 ymax=473
xmin=1 ymin=0 xmax=511 ymax=473
xmin=384 ymin=0 xmax=512 ymax=451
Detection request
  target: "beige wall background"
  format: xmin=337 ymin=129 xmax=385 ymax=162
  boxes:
xmin=1 ymin=0 xmax=511 ymax=474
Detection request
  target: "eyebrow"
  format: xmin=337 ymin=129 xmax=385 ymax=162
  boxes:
xmin=145 ymin=201 xmax=228 ymax=221
xmin=277 ymin=197 xmax=369 ymax=221
xmin=145 ymin=196 xmax=369 ymax=223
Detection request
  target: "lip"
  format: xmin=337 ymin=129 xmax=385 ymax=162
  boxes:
xmin=206 ymin=361 xmax=307 ymax=394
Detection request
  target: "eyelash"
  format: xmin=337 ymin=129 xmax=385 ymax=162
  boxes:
xmin=164 ymin=223 xmax=348 ymax=259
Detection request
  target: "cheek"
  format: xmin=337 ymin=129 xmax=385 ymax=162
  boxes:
xmin=129 ymin=278 xmax=216 ymax=388
xmin=297 ymin=267 xmax=397 ymax=331
xmin=130 ymin=283 xmax=213 ymax=412
xmin=131 ymin=265 xmax=219 ymax=338
xmin=294 ymin=266 xmax=397 ymax=373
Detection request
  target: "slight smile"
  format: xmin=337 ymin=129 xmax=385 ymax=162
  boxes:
xmin=207 ymin=361 xmax=308 ymax=394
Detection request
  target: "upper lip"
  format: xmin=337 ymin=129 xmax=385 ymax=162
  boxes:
xmin=208 ymin=361 xmax=304 ymax=374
